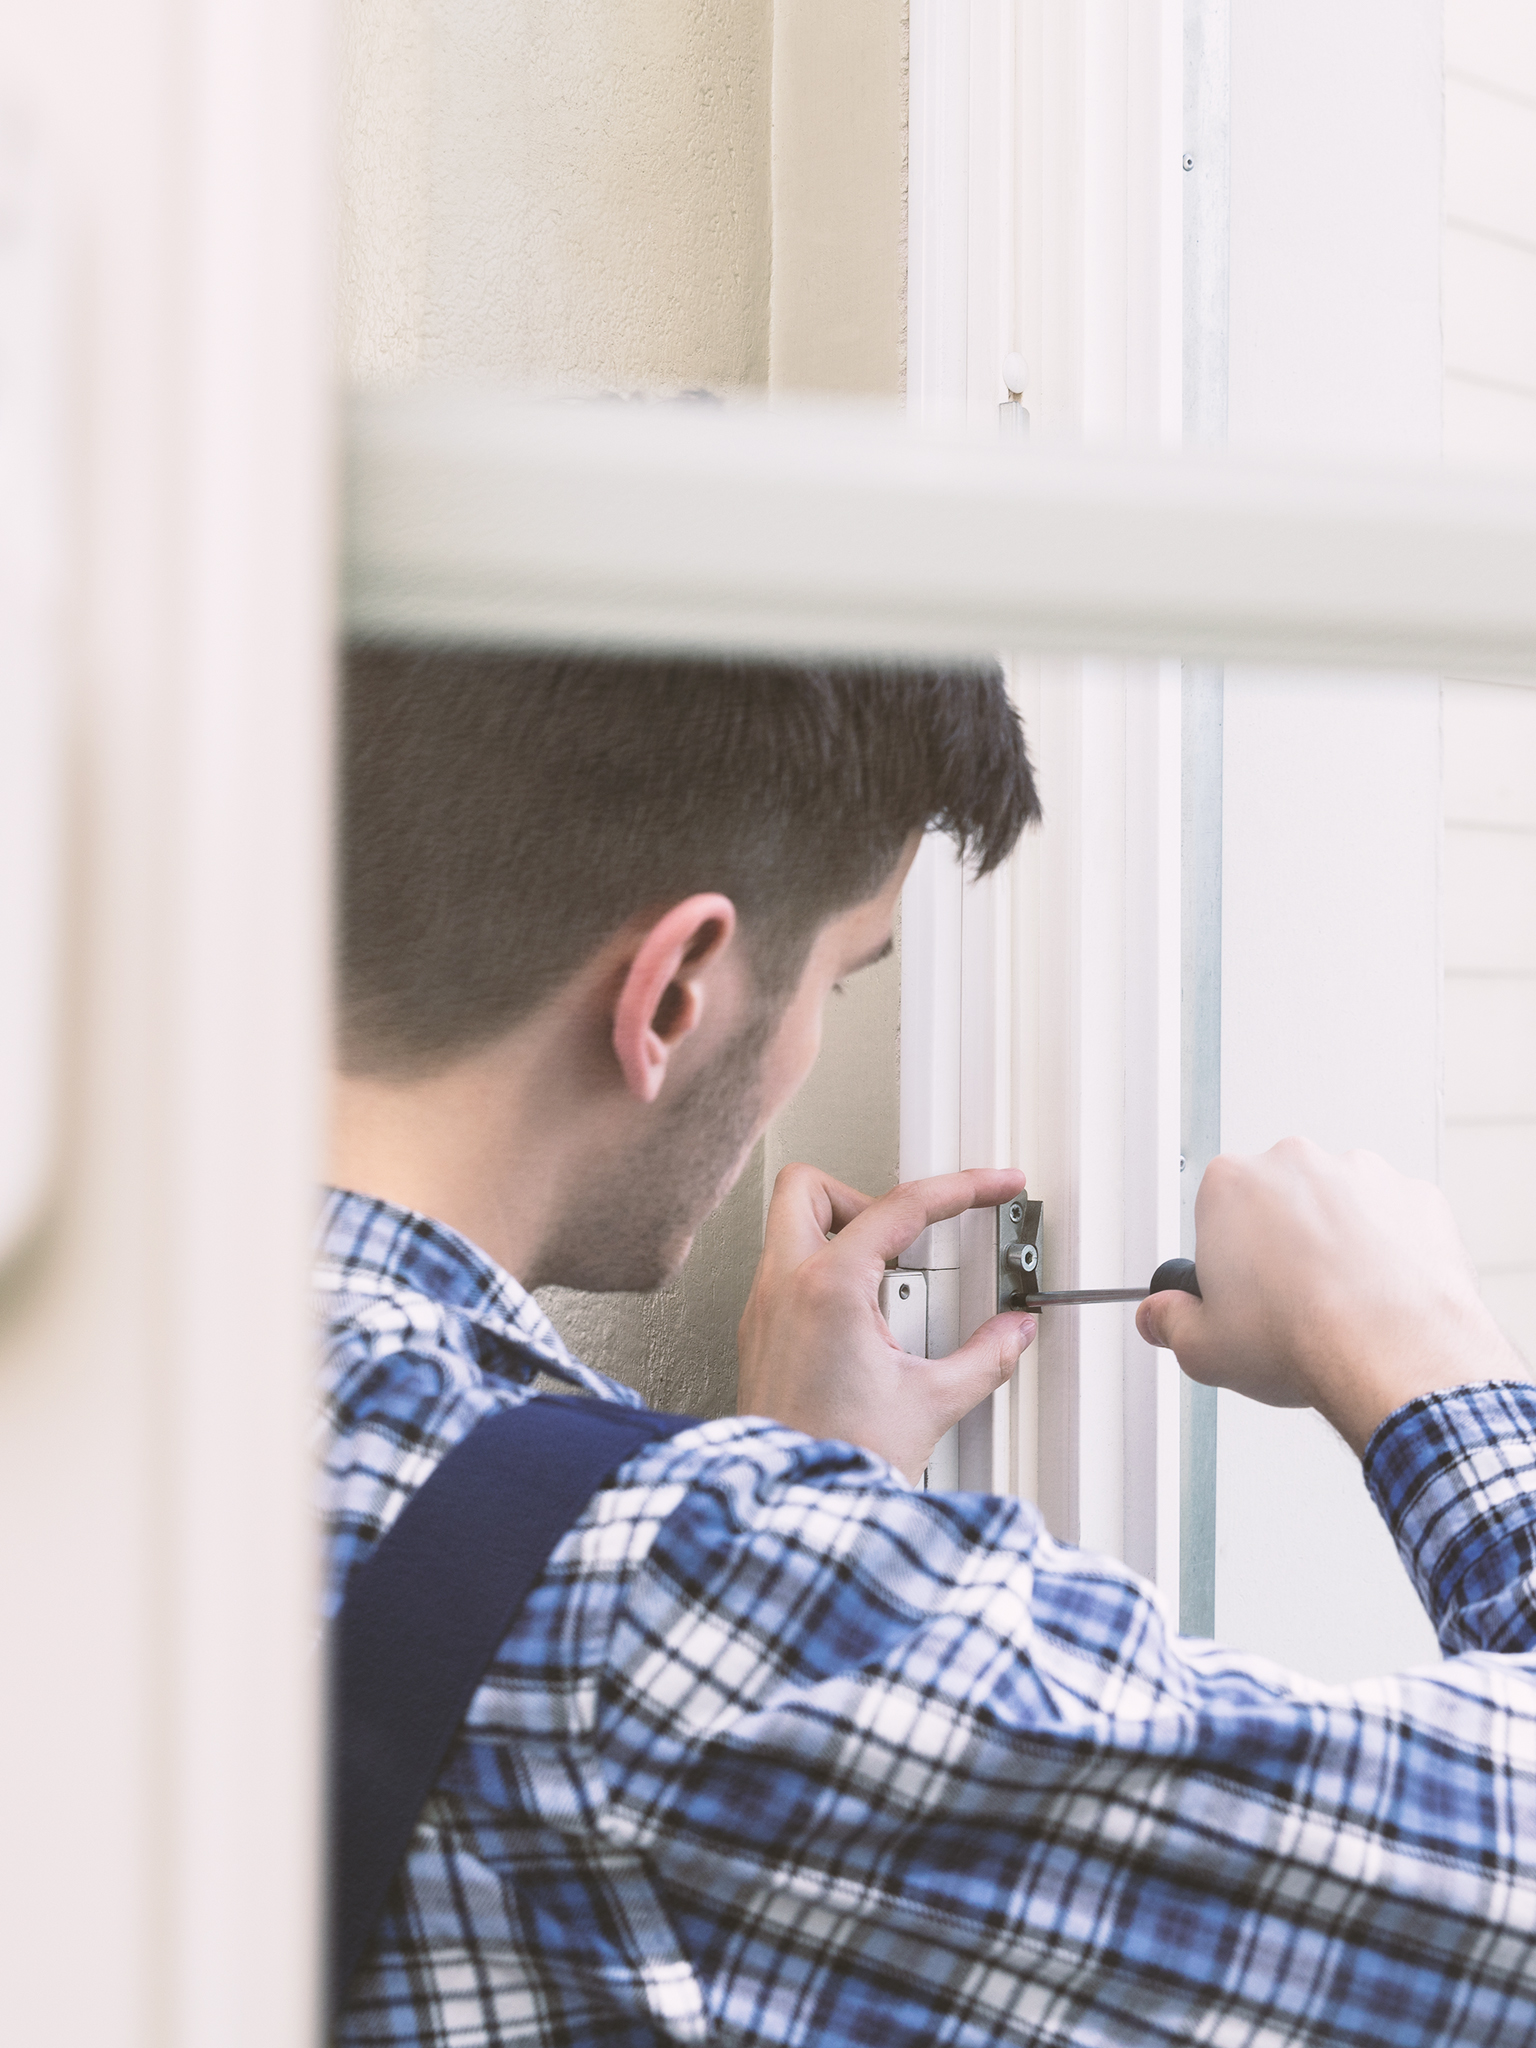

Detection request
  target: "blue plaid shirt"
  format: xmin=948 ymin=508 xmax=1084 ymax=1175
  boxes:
xmin=318 ymin=1189 xmax=1536 ymax=2046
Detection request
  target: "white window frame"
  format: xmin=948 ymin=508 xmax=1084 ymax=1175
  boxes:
xmin=902 ymin=0 xmax=1187 ymax=1579
xmin=22 ymin=0 xmax=1536 ymax=2032
xmin=1 ymin=1 xmax=330 ymax=2041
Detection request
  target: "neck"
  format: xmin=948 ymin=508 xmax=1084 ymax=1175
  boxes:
xmin=327 ymin=913 xmax=779 ymax=1295
xmin=328 ymin=1009 xmax=604 ymax=1288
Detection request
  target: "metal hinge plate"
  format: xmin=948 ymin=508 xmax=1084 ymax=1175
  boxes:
xmin=997 ymin=1197 xmax=1044 ymax=1313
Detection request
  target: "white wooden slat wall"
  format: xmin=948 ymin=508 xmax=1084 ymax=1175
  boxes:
xmin=1443 ymin=685 xmax=1536 ymax=1367
xmin=1442 ymin=0 xmax=1536 ymax=1374
xmin=1444 ymin=1 xmax=1536 ymax=463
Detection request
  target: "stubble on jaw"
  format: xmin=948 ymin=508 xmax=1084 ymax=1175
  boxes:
xmin=542 ymin=1001 xmax=779 ymax=1295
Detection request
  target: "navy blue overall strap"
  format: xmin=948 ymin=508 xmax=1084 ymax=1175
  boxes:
xmin=328 ymin=1392 xmax=696 ymax=2021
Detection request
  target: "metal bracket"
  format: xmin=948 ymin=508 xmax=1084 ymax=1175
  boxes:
xmin=997 ymin=1197 xmax=1044 ymax=1313
xmin=877 ymin=1266 xmax=929 ymax=1356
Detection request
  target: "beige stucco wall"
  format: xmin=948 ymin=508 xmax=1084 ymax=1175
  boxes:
xmin=769 ymin=0 xmax=908 ymax=395
xmin=338 ymin=0 xmax=909 ymax=1414
xmin=340 ymin=0 xmax=775 ymax=391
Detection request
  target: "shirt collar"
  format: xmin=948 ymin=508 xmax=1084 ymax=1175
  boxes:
xmin=314 ymin=1186 xmax=644 ymax=1406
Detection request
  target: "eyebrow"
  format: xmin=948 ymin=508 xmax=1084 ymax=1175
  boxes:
xmin=847 ymin=936 xmax=895 ymax=976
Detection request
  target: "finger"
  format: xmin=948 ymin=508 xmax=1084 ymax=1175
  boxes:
xmin=838 ymin=1167 xmax=1028 ymax=1268
xmin=759 ymin=1163 xmax=875 ymax=1271
xmin=1136 ymin=1288 xmax=1204 ymax=1359
xmin=923 ymin=1312 xmax=1037 ymax=1413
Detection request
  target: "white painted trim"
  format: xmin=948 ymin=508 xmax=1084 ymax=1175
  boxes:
xmin=897 ymin=826 xmax=965 ymax=1495
xmin=164 ymin=0 xmax=332 ymax=2036
xmin=3 ymin=0 xmax=331 ymax=2033
xmin=0 ymin=126 xmax=63 ymax=1271
xmin=1121 ymin=663 xmax=1184 ymax=1582
xmin=904 ymin=0 xmax=1033 ymax=1497
xmin=907 ymin=0 xmax=972 ymax=422
xmin=903 ymin=0 xmax=987 ymax=1495
xmin=1005 ymin=664 xmax=1182 ymax=1571
xmin=347 ymin=394 xmax=1536 ymax=674
xmin=888 ymin=823 xmax=962 ymax=1482
xmin=896 ymin=835 xmax=964 ymax=1269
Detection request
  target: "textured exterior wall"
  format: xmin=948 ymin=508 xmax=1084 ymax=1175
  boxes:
xmin=338 ymin=0 xmax=431 ymax=382
xmin=337 ymin=0 xmax=909 ymax=1417
xmin=769 ymin=0 xmax=908 ymax=395
xmin=339 ymin=0 xmax=775 ymax=392
xmin=539 ymin=1150 xmax=767 ymax=1419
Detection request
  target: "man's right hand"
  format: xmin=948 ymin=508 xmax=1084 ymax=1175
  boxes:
xmin=1136 ymin=1138 xmax=1529 ymax=1455
xmin=737 ymin=1162 xmax=1036 ymax=1481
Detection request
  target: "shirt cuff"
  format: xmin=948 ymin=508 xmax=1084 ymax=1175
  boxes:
xmin=1362 ymin=1380 xmax=1536 ymax=1656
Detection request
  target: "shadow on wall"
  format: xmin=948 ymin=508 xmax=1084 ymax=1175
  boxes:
xmin=538 ymin=1148 xmax=765 ymax=1420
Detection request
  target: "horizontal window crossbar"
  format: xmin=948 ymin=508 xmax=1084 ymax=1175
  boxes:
xmin=346 ymin=393 xmax=1536 ymax=675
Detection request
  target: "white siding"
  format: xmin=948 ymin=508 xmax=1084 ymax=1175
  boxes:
xmin=1442 ymin=683 xmax=1536 ymax=1364
xmin=1444 ymin=2 xmax=1536 ymax=457
xmin=1444 ymin=230 xmax=1536 ymax=393
xmin=1446 ymin=0 xmax=1536 ymax=104
xmin=1442 ymin=1 xmax=1536 ymax=1374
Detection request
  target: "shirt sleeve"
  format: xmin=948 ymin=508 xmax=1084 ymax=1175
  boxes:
xmin=573 ymin=1387 xmax=1536 ymax=2046
xmin=1363 ymin=1378 xmax=1536 ymax=1655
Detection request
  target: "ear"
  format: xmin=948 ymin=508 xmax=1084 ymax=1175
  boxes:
xmin=612 ymin=895 xmax=738 ymax=1105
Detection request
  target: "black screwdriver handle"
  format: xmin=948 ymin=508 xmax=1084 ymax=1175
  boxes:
xmin=1147 ymin=1256 xmax=1201 ymax=1300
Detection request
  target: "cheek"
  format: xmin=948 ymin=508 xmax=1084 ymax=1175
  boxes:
xmin=760 ymin=996 xmax=825 ymax=1110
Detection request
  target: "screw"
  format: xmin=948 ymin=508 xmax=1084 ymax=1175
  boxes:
xmin=1179 ymin=1154 xmax=1186 ymax=1172
xmin=1182 ymin=153 xmax=1194 ymax=171
xmin=898 ymin=1281 xmax=911 ymax=1301
xmin=1009 ymin=1202 xmax=1023 ymax=1222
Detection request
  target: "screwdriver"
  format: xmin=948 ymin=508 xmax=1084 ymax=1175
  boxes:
xmin=1013 ymin=1255 xmax=1202 ymax=1311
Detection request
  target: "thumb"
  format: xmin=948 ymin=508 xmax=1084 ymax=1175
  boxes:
xmin=1136 ymin=1289 xmax=1203 ymax=1359
xmin=928 ymin=1313 xmax=1036 ymax=1422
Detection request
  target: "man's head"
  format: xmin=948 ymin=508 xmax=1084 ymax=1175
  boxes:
xmin=332 ymin=643 xmax=1039 ymax=1288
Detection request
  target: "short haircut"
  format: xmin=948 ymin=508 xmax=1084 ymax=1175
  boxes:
xmin=339 ymin=641 xmax=1041 ymax=1074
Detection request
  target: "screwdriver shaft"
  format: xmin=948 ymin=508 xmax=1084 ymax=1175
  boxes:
xmin=1004 ymin=1255 xmax=1199 ymax=1313
xmin=1022 ymin=1287 xmax=1148 ymax=1307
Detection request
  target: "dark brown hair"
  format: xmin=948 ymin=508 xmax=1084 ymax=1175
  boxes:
xmin=339 ymin=641 xmax=1040 ymax=1073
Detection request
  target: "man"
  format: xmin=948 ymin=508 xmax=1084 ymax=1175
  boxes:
xmin=322 ymin=643 xmax=1536 ymax=2046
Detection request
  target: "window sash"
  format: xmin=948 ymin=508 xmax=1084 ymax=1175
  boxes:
xmin=347 ymin=391 xmax=1536 ymax=678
